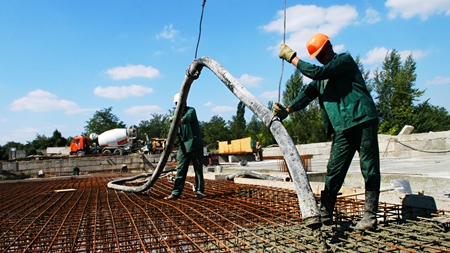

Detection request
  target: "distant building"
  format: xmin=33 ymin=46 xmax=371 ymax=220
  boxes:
xmin=9 ymin=148 xmax=26 ymax=160
xmin=46 ymin=147 xmax=70 ymax=155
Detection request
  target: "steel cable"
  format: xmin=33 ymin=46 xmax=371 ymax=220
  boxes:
xmin=277 ymin=0 xmax=287 ymax=103
xmin=194 ymin=0 xmax=207 ymax=59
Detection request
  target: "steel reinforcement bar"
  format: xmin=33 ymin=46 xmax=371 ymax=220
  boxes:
xmin=1 ymin=175 xmax=449 ymax=252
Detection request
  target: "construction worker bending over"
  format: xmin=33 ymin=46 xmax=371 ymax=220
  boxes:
xmin=72 ymin=166 xmax=80 ymax=176
xmin=38 ymin=169 xmax=45 ymax=178
xmin=275 ymin=33 xmax=380 ymax=230
xmin=165 ymin=93 xmax=205 ymax=200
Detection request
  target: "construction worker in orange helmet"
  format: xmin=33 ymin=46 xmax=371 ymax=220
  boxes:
xmin=274 ymin=33 xmax=380 ymax=231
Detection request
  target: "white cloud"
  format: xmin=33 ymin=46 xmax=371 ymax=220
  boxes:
xmin=236 ymin=74 xmax=264 ymax=88
xmin=362 ymin=47 xmax=427 ymax=65
xmin=94 ymin=85 xmax=154 ymax=99
xmin=426 ymin=76 xmax=450 ymax=86
xmin=259 ymin=90 xmax=279 ymax=100
xmin=106 ymin=65 xmax=160 ymax=80
xmin=204 ymin=101 xmax=212 ymax=107
xmin=399 ymin=49 xmax=427 ymax=60
xmin=0 ymin=118 xmax=9 ymax=123
xmin=363 ymin=7 xmax=381 ymax=24
xmin=0 ymin=127 xmax=39 ymax=145
xmin=362 ymin=47 xmax=390 ymax=65
xmin=66 ymin=108 xmax=99 ymax=115
xmin=263 ymin=4 xmax=358 ymax=58
xmin=10 ymin=127 xmax=39 ymax=141
xmin=386 ymin=0 xmax=450 ymax=20
xmin=124 ymin=105 xmax=163 ymax=117
xmin=303 ymin=76 xmax=313 ymax=84
xmin=333 ymin=44 xmax=346 ymax=53
xmin=172 ymin=46 xmax=188 ymax=53
xmin=9 ymin=89 xmax=96 ymax=115
xmin=156 ymin=24 xmax=179 ymax=39
xmin=211 ymin=106 xmax=234 ymax=113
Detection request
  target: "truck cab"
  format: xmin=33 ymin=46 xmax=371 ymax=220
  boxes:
xmin=70 ymin=136 xmax=91 ymax=156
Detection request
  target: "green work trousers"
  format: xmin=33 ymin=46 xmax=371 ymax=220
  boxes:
xmin=171 ymin=149 xmax=204 ymax=196
xmin=325 ymin=119 xmax=380 ymax=195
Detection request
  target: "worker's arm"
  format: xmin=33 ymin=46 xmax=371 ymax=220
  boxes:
xmin=289 ymin=80 xmax=320 ymax=112
xmin=273 ymin=80 xmax=319 ymax=118
xmin=180 ymin=107 xmax=196 ymax=124
xmin=279 ymin=43 xmax=352 ymax=80
xmin=291 ymin=57 xmax=299 ymax=67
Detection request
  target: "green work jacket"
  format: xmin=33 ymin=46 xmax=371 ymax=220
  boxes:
xmin=178 ymin=106 xmax=203 ymax=153
xmin=289 ymin=53 xmax=378 ymax=135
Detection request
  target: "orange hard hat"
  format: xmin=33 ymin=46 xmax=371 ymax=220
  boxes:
xmin=306 ymin=33 xmax=329 ymax=59
xmin=256 ymin=142 xmax=260 ymax=145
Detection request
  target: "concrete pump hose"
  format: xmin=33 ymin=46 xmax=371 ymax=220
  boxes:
xmin=108 ymin=57 xmax=320 ymax=226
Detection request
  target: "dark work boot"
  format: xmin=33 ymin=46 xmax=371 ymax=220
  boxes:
xmin=355 ymin=191 xmax=379 ymax=230
xmin=320 ymin=190 xmax=337 ymax=226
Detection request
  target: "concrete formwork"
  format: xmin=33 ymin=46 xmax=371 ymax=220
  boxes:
xmin=0 ymin=154 xmax=164 ymax=175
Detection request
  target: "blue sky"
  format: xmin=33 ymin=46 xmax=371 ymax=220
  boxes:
xmin=1 ymin=0 xmax=450 ymax=145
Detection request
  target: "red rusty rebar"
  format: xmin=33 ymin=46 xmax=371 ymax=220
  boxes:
xmin=1 ymin=175 xmax=450 ymax=252
xmin=133 ymin=194 xmax=261 ymax=252
xmin=116 ymin=192 xmax=174 ymax=252
xmin=1 ymin=184 xmax=73 ymax=252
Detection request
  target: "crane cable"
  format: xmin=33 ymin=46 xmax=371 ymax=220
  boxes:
xmin=194 ymin=0 xmax=286 ymax=102
xmin=277 ymin=0 xmax=287 ymax=103
xmin=194 ymin=0 xmax=207 ymax=59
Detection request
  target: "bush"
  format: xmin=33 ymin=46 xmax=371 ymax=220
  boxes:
xmin=0 ymin=170 xmax=31 ymax=180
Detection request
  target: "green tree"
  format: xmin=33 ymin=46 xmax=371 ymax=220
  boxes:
xmin=200 ymin=115 xmax=230 ymax=151
xmin=83 ymin=107 xmax=126 ymax=136
xmin=373 ymin=50 xmax=424 ymax=134
xmin=228 ymin=101 xmax=247 ymax=140
xmin=138 ymin=113 xmax=171 ymax=141
xmin=247 ymin=114 xmax=263 ymax=140
xmin=26 ymin=134 xmax=52 ymax=155
xmin=49 ymin=129 xmax=68 ymax=147
xmin=355 ymin=55 xmax=374 ymax=94
xmin=255 ymin=101 xmax=275 ymax=147
xmin=411 ymin=100 xmax=450 ymax=133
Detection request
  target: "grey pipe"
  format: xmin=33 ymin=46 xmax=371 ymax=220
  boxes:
xmin=108 ymin=57 xmax=320 ymax=226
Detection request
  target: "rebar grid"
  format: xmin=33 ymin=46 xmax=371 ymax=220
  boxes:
xmin=0 ymin=174 xmax=449 ymax=252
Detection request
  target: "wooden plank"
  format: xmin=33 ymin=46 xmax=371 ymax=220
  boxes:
xmin=218 ymin=141 xmax=228 ymax=154
xmin=54 ymin=188 xmax=77 ymax=193
xmin=240 ymin=137 xmax=253 ymax=153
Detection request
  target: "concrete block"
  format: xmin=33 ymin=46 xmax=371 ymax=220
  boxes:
xmin=234 ymin=177 xmax=296 ymax=190
xmin=399 ymin=125 xmax=414 ymax=135
xmin=228 ymin=155 xmax=239 ymax=163
xmin=306 ymin=172 xmax=326 ymax=182
xmin=214 ymin=174 xmax=230 ymax=180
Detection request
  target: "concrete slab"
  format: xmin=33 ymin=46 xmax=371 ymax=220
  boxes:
xmin=195 ymin=154 xmax=450 ymax=211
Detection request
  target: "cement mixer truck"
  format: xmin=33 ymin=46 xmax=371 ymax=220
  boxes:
xmin=70 ymin=125 xmax=145 ymax=156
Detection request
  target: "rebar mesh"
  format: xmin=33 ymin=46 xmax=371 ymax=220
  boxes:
xmin=0 ymin=174 xmax=449 ymax=252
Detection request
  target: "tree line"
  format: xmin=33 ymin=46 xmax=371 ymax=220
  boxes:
xmin=1 ymin=50 xmax=449 ymax=160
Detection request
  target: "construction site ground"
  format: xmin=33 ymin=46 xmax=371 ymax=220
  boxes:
xmin=1 ymin=155 xmax=450 ymax=252
xmin=214 ymin=155 xmax=450 ymax=210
